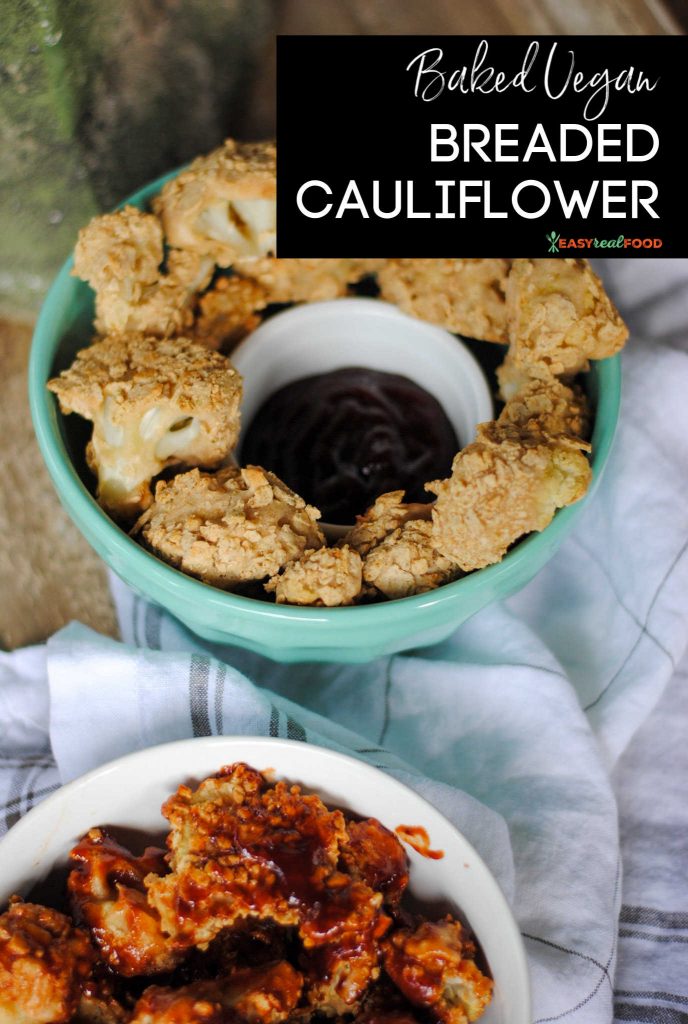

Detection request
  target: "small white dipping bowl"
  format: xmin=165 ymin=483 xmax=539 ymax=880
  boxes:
xmin=0 ymin=737 xmax=530 ymax=1024
xmin=231 ymin=298 xmax=494 ymax=530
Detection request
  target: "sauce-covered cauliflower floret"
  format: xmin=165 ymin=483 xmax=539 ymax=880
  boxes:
xmin=383 ymin=918 xmax=493 ymax=1024
xmin=73 ymin=206 xmax=213 ymax=336
xmin=134 ymin=466 xmax=324 ymax=589
xmin=153 ymin=139 xmax=276 ymax=267
xmin=68 ymin=828 xmax=182 ymax=977
xmin=48 ymin=333 xmax=242 ymax=518
xmin=497 ymin=376 xmax=591 ymax=444
xmin=129 ymin=961 xmax=302 ymax=1024
xmin=265 ymin=545 xmax=363 ymax=606
xmin=233 ymin=258 xmax=384 ymax=303
xmin=0 ymin=900 xmax=94 ymax=1024
xmin=428 ymin=421 xmax=591 ymax=571
xmin=363 ymin=520 xmax=461 ymax=600
xmin=378 ymin=260 xmax=510 ymax=343
xmin=506 ymin=257 xmax=628 ymax=376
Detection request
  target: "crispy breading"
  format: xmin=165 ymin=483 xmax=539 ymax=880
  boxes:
xmin=193 ymin=275 xmax=268 ymax=352
xmin=363 ymin=520 xmax=460 ymax=600
xmin=221 ymin=961 xmax=303 ymax=1023
xmin=234 ymin=258 xmax=384 ymax=303
xmin=73 ymin=979 xmax=130 ymax=1024
xmin=383 ymin=918 xmax=492 ymax=1024
xmin=340 ymin=819 xmax=409 ymax=909
xmin=266 ymin=545 xmax=363 ymax=606
xmin=495 ymin=348 xmax=534 ymax=401
xmin=68 ymin=829 xmax=182 ymax=977
xmin=355 ymin=980 xmax=424 ymax=1024
xmin=377 ymin=260 xmax=510 ymax=342
xmin=72 ymin=206 xmax=213 ymax=336
xmin=342 ymin=491 xmax=432 ymax=558
xmin=129 ymin=982 xmax=228 ymax=1024
xmin=130 ymin=962 xmax=302 ymax=1024
xmin=0 ymin=900 xmax=94 ymax=1024
xmin=145 ymin=763 xmax=383 ymax=956
xmin=498 ymin=376 xmax=591 ymax=444
xmin=428 ymin=421 xmax=591 ymax=571
xmin=47 ymin=333 xmax=242 ymax=519
xmin=134 ymin=466 xmax=324 ymax=589
xmin=505 ymin=258 xmax=629 ymax=376
xmin=153 ymin=139 xmax=276 ymax=267
xmin=302 ymin=902 xmax=386 ymax=1017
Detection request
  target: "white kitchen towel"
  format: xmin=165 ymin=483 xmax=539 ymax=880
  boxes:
xmin=1 ymin=259 xmax=687 ymax=1024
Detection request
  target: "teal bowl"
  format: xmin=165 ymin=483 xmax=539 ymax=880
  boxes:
xmin=29 ymin=173 xmax=621 ymax=663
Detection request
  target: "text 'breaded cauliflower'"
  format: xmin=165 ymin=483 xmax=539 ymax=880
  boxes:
xmin=506 ymin=257 xmax=629 ymax=376
xmin=48 ymin=334 xmax=242 ymax=519
xmin=134 ymin=466 xmax=324 ymax=589
xmin=428 ymin=421 xmax=591 ymax=571
xmin=234 ymin=257 xmax=385 ymax=303
xmin=154 ymin=139 xmax=276 ymax=267
xmin=0 ymin=900 xmax=94 ymax=1024
xmin=73 ymin=205 xmax=213 ymax=337
xmin=383 ymin=918 xmax=493 ymax=1024
xmin=266 ymin=545 xmax=363 ymax=606
xmin=68 ymin=828 xmax=182 ymax=977
xmin=378 ymin=260 xmax=510 ymax=343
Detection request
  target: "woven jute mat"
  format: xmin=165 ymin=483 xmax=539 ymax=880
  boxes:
xmin=0 ymin=318 xmax=118 ymax=650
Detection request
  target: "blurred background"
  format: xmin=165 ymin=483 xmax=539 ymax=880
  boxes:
xmin=0 ymin=0 xmax=685 ymax=649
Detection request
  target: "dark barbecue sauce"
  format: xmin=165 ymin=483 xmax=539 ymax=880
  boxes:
xmin=241 ymin=366 xmax=459 ymax=523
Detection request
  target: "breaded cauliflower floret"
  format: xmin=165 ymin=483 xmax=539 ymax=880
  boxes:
xmin=153 ymin=139 xmax=276 ymax=267
xmin=428 ymin=421 xmax=591 ymax=571
xmin=73 ymin=206 xmax=213 ymax=336
xmin=68 ymin=828 xmax=182 ymax=977
xmin=134 ymin=466 xmax=324 ymax=589
xmin=363 ymin=520 xmax=460 ymax=600
xmin=192 ymin=275 xmax=268 ymax=351
xmin=234 ymin=257 xmax=385 ymax=303
xmin=266 ymin=545 xmax=363 ymax=606
xmin=498 ymin=376 xmax=591 ymax=444
xmin=383 ymin=918 xmax=493 ymax=1024
xmin=221 ymin=961 xmax=303 ymax=1023
xmin=301 ymin=887 xmax=388 ymax=1016
xmin=145 ymin=763 xmax=350 ymax=947
xmin=129 ymin=982 xmax=227 ymax=1024
xmin=130 ymin=962 xmax=303 ymax=1024
xmin=47 ymin=334 xmax=242 ymax=518
xmin=378 ymin=260 xmax=510 ymax=342
xmin=342 ymin=491 xmax=432 ymax=558
xmin=506 ymin=258 xmax=628 ymax=376
xmin=0 ymin=899 xmax=94 ymax=1024
xmin=355 ymin=980 xmax=424 ymax=1023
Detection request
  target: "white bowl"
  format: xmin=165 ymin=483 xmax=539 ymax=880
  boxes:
xmin=231 ymin=298 xmax=493 ymax=529
xmin=0 ymin=737 xmax=529 ymax=1024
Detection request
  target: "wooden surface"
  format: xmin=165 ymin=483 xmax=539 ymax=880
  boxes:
xmin=0 ymin=319 xmax=118 ymax=650
xmin=1 ymin=1 xmax=683 ymax=649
